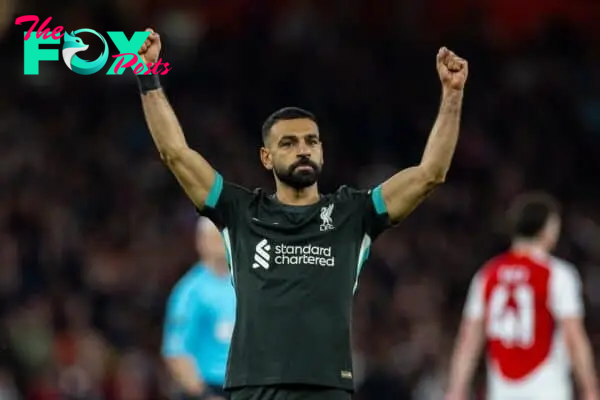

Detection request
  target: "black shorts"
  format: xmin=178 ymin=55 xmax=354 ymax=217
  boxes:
xmin=229 ymin=384 xmax=351 ymax=400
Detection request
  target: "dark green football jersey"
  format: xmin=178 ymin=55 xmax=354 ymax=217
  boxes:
xmin=199 ymin=172 xmax=392 ymax=391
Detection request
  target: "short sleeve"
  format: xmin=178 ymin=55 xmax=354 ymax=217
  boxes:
xmin=333 ymin=185 xmax=393 ymax=240
xmin=365 ymin=185 xmax=394 ymax=239
xmin=550 ymin=260 xmax=584 ymax=319
xmin=350 ymin=184 xmax=393 ymax=240
xmin=463 ymin=272 xmax=485 ymax=320
xmin=162 ymin=277 xmax=203 ymax=357
xmin=198 ymin=172 xmax=254 ymax=230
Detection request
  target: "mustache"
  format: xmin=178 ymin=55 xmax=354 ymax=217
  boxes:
xmin=290 ymin=158 xmax=319 ymax=171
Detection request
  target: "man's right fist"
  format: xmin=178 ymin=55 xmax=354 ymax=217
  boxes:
xmin=138 ymin=28 xmax=161 ymax=65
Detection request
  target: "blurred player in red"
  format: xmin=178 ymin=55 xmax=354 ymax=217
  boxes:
xmin=446 ymin=192 xmax=599 ymax=400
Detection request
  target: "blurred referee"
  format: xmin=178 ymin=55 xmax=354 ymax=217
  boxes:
xmin=162 ymin=217 xmax=236 ymax=400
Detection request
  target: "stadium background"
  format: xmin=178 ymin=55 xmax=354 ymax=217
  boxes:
xmin=1 ymin=0 xmax=600 ymax=398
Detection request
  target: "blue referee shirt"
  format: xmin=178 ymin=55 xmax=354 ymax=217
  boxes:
xmin=162 ymin=263 xmax=236 ymax=386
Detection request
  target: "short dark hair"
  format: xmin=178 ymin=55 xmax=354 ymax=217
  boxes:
xmin=261 ymin=107 xmax=317 ymax=143
xmin=507 ymin=192 xmax=561 ymax=238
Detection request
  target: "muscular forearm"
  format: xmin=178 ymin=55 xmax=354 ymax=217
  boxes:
xmin=141 ymin=89 xmax=189 ymax=159
xmin=420 ymin=89 xmax=463 ymax=181
xmin=166 ymin=357 xmax=207 ymax=395
xmin=378 ymin=89 xmax=464 ymax=221
xmin=135 ymin=33 xmax=216 ymax=208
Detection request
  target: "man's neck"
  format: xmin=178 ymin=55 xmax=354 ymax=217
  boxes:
xmin=511 ymin=239 xmax=548 ymax=257
xmin=275 ymin=182 xmax=320 ymax=206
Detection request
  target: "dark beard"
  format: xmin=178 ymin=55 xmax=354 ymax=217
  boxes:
xmin=274 ymin=158 xmax=321 ymax=189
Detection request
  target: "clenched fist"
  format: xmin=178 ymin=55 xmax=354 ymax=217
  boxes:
xmin=437 ymin=47 xmax=468 ymax=91
xmin=138 ymin=28 xmax=161 ymax=65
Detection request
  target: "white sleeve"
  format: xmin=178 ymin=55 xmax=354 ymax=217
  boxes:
xmin=463 ymin=272 xmax=485 ymax=320
xmin=550 ymin=259 xmax=584 ymax=319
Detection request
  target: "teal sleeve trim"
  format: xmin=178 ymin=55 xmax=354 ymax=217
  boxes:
xmin=205 ymin=172 xmax=223 ymax=208
xmin=371 ymin=184 xmax=387 ymax=215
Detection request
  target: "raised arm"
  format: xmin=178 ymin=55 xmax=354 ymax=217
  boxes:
xmin=136 ymin=28 xmax=216 ymax=209
xmin=381 ymin=47 xmax=468 ymax=222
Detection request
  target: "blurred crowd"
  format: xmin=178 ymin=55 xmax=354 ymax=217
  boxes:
xmin=2 ymin=0 xmax=600 ymax=399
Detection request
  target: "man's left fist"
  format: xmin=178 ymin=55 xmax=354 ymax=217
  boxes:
xmin=437 ymin=47 xmax=468 ymax=91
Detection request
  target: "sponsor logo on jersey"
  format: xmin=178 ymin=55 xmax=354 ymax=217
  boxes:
xmin=252 ymin=238 xmax=271 ymax=270
xmin=252 ymin=239 xmax=335 ymax=269
xmin=320 ymin=203 xmax=334 ymax=231
xmin=274 ymin=243 xmax=335 ymax=266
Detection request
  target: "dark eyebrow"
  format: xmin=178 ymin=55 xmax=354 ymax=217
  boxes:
xmin=278 ymin=133 xmax=319 ymax=144
xmin=278 ymin=135 xmax=297 ymax=143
